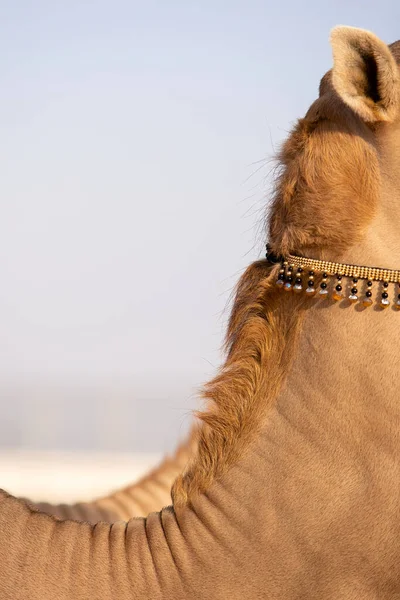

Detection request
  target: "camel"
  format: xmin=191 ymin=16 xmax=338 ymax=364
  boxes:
xmin=23 ymin=432 xmax=196 ymax=522
xmin=1 ymin=25 xmax=400 ymax=598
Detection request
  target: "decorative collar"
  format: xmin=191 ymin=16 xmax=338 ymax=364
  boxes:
xmin=266 ymin=245 xmax=400 ymax=310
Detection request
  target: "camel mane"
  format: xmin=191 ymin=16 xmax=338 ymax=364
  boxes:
xmin=172 ymin=57 xmax=386 ymax=507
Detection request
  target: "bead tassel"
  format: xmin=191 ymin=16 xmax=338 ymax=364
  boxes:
xmin=380 ymin=282 xmax=390 ymax=308
xmin=319 ymin=272 xmax=329 ymax=296
xmin=332 ymin=275 xmax=343 ymax=302
xmin=284 ymin=265 xmax=294 ymax=292
xmin=276 ymin=263 xmax=286 ymax=289
xmin=349 ymin=277 xmax=358 ymax=303
xmin=305 ymin=271 xmax=316 ymax=296
xmin=363 ymin=281 xmax=373 ymax=307
xmin=293 ymin=267 xmax=304 ymax=294
xmin=396 ymin=284 xmax=400 ymax=310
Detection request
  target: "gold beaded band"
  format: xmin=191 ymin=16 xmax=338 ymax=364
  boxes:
xmin=286 ymin=253 xmax=400 ymax=284
xmin=273 ymin=252 xmax=400 ymax=310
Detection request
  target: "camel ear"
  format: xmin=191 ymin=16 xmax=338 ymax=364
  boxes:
xmin=330 ymin=26 xmax=400 ymax=122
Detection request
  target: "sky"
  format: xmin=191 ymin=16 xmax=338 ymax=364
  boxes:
xmin=0 ymin=1 xmax=399 ymax=452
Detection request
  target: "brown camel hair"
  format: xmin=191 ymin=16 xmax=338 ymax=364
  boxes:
xmin=1 ymin=26 xmax=400 ymax=598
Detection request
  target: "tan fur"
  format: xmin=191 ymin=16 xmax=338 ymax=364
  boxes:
xmin=172 ymin=26 xmax=387 ymax=507
xmin=1 ymin=25 xmax=400 ymax=599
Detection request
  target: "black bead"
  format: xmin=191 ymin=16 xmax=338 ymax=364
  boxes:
xmin=288 ymin=266 xmax=293 ymax=272
xmin=382 ymin=292 xmax=388 ymax=299
xmin=352 ymin=278 xmax=358 ymax=284
xmin=320 ymin=282 xmax=327 ymax=289
xmin=383 ymin=282 xmax=389 ymax=288
xmin=308 ymin=280 xmax=315 ymax=287
xmin=337 ymin=275 xmax=342 ymax=281
xmin=295 ymin=277 xmax=302 ymax=284
xmin=366 ymin=291 xmax=372 ymax=298
xmin=278 ymin=274 xmax=285 ymax=280
xmin=336 ymin=284 xmax=342 ymax=292
xmin=351 ymin=287 xmax=358 ymax=294
xmin=309 ymin=271 xmax=314 ymax=276
xmin=398 ymin=293 xmax=400 ymax=299
xmin=286 ymin=276 xmax=293 ymax=282
xmin=265 ymin=245 xmax=281 ymax=263
xmin=323 ymin=272 xmax=328 ymax=278
xmin=297 ymin=267 xmax=303 ymax=273
xmin=367 ymin=281 xmax=373 ymax=287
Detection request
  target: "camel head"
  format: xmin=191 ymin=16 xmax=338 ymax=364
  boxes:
xmin=269 ymin=26 xmax=400 ymax=263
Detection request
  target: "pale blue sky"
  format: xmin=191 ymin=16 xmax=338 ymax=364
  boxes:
xmin=0 ymin=2 xmax=398 ymax=451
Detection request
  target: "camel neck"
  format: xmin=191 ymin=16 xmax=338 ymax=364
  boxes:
xmin=280 ymin=237 xmax=400 ymax=434
xmin=263 ymin=236 xmax=400 ymax=489
xmin=182 ymin=265 xmax=400 ymax=596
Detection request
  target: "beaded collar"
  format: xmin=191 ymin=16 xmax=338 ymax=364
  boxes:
xmin=266 ymin=245 xmax=400 ymax=310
